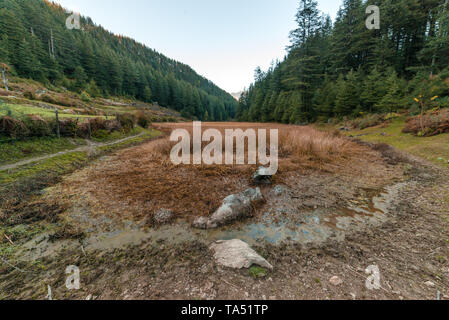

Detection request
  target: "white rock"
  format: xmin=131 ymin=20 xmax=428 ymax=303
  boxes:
xmin=425 ymin=281 xmax=436 ymax=287
xmin=209 ymin=239 xmax=273 ymax=270
xmin=193 ymin=188 xmax=264 ymax=229
xmin=329 ymin=276 xmax=343 ymax=286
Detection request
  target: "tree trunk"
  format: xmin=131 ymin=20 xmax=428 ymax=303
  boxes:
xmin=1 ymin=68 xmax=8 ymax=91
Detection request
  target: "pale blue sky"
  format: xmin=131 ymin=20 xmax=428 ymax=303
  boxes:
xmin=53 ymin=0 xmax=342 ymax=93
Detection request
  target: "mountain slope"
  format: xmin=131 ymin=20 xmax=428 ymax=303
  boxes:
xmin=0 ymin=0 xmax=237 ymax=120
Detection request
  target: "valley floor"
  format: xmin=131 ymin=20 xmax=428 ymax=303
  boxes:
xmin=0 ymin=122 xmax=448 ymax=300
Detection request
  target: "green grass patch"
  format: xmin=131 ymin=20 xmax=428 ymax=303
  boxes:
xmin=0 ymin=136 xmax=86 ymax=165
xmin=97 ymin=128 xmax=162 ymax=153
xmin=95 ymin=104 xmax=139 ymax=114
xmin=0 ymin=129 xmax=161 ymax=185
xmin=0 ymin=223 xmax=48 ymax=259
xmin=249 ymin=266 xmax=268 ymax=279
xmin=0 ymin=151 xmax=88 ymax=184
xmin=91 ymin=126 xmax=145 ymax=143
xmin=0 ymin=103 xmax=103 ymax=119
xmin=346 ymin=117 xmax=449 ymax=168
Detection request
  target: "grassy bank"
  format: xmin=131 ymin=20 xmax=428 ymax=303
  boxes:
xmin=0 ymin=136 xmax=86 ymax=166
xmin=91 ymin=126 xmax=146 ymax=143
xmin=0 ymin=128 xmax=162 ymax=186
xmin=345 ymin=117 xmax=449 ymax=168
xmin=0 ymin=103 xmax=103 ymax=119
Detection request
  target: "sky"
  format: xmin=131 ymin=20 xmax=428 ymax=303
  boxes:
xmin=53 ymin=0 xmax=342 ymax=94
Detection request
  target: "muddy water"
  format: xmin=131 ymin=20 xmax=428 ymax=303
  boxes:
xmin=17 ymin=182 xmax=407 ymax=260
xmin=85 ymin=182 xmax=407 ymax=250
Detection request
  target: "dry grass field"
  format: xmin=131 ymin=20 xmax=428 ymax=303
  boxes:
xmin=50 ymin=122 xmax=392 ymax=222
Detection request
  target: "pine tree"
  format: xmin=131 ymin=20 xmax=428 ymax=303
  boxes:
xmin=360 ymin=68 xmax=387 ymax=113
xmin=284 ymin=0 xmax=324 ymax=120
xmin=329 ymin=0 xmax=366 ymax=73
xmin=86 ymin=79 xmax=101 ymax=98
xmin=375 ymin=70 xmax=403 ymax=113
xmin=335 ymin=71 xmax=360 ymax=116
xmin=0 ymin=35 xmax=9 ymax=65
xmin=16 ymin=38 xmax=41 ymax=79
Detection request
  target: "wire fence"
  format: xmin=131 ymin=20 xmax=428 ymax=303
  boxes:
xmin=1 ymin=104 xmax=140 ymax=143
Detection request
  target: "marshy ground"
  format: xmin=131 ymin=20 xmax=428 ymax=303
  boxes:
xmin=0 ymin=122 xmax=448 ymax=300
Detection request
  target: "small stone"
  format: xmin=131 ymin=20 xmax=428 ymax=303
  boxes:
xmin=329 ymin=276 xmax=343 ymax=286
xmin=425 ymin=281 xmax=435 ymax=287
xmin=192 ymin=216 xmax=209 ymax=229
xmin=242 ymin=187 xmax=264 ymax=203
xmin=153 ymin=209 xmax=174 ymax=225
xmin=273 ymin=185 xmax=284 ymax=196
xmin=86 ymin=294 xmax=92 ymax=300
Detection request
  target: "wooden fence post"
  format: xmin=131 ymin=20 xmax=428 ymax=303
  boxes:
xmin=87 ymin=118 xmax=91 ymax=139
xmin=55 ymin=109 xmax=60 ymax=139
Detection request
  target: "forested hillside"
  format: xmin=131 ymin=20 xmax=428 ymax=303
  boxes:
xmin=0 ymin=0 xmax=237 ymax=121
xmin=237 ymin=0 xmax=449 ymax=124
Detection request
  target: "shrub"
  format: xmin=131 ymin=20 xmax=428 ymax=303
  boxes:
xmin=41 ymin=94 xmax=57 ymax=105
xmin=58 ymin=118 xmax=79 ymax=137
xmin=348 ymin=113 xmax=385 ymax=130
xmin=136 ymin=111 xmax=151 ymax=128
xmin=0 ymin=116 xmax=29 ymax=138
xmin=23 ymin=91 xmax=35 ymax=100
xmin=403 ymin=108 xmax=449 ymax=137
xmin=22 ymin=115 xmax=51 ymax=137
xmin=41 ymin=94 xmax=74 ymax=107
xmin=105 ymin=119 xmax=121 ymax=132
xmin=88 ymin=118 xmax=107 ymax=132
xmin=80 ymin=91 xmax=92 ymax=103
xmin=116 ymin=113 xmax=135 ymax=132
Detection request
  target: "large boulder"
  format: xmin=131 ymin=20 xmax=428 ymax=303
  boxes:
xmin=192 ymin=188 xmax=264 ymax=229
xmin=210 ymin=239 xmax=273 ymax=270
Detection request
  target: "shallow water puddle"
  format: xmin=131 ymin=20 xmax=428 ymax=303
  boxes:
xmin=84 ymin=182 xmax=407 ymax=249
xmin=17 ymin=182 xmax=407 ymax=261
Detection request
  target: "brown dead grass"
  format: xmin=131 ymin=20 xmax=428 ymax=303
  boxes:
xmin=403 ymin=109 xmax=449 ymax=137
xmin=153 ymin=122 xmax=358 ymax=166
xmin=55 ymin=122 xmax=388 ymax=221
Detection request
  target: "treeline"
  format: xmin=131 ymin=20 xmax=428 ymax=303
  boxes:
xmin=237 ymin=0 xmax=449 ymax=124
xmin=0 ymin=0 xmax=237 ymax=121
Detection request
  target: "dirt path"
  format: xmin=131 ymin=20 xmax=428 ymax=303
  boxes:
xmin=0 ymin=132 xmax=146 ymax=172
